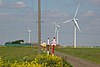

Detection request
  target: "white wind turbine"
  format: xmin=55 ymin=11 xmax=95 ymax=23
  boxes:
xmin=71 ymin=3 xmax=81 ymax=48
xmin=54 ymin=20 xmax=72 ymax=45
xmin=28 ymin=29 xmax=31 ymax=43
xmin=63 ymin=3 xmax=81 ymax=48
xmin=54 ymin=22 xmax=60 ymax=45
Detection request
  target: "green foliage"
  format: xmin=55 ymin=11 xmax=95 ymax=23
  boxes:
xmin=5 ymin=40 xmax=24 ymax=44
xmin=55 ymin=47 xmax=100 ymax=64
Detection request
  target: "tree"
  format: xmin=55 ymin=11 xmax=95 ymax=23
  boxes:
xmin=5 ymin=39 xmax=24 ymax=44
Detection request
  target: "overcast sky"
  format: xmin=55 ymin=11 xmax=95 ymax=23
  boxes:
xmin=0 ymin=0 xmax=100 ymax=46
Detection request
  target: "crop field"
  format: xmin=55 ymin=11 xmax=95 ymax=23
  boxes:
xmin=55 ymin=47 xmax=100 ymax=64
xmin=0 ymin=46 xmax=72 ymax=67
xmin=0 ymin=46 xmax=38 ymax=62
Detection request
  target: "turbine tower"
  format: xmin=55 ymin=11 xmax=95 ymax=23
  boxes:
xmin=54 ymin=23 xmax=60 ymax=45
xmin=28 ymin=29 xmax=31 ymax=43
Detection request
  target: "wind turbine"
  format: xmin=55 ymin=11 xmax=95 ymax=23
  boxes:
xmin=71 ymin=3 xmax=81 ymax=48
xmin=28 ymin=29 xmax=31 ymax=43
xmin=63 ymin=3 xmax=81 ymax=48
xmin=54 ymin=20 xmax=71 ymax=45
xmin=54 ymin=22 xmax=60 ymax=45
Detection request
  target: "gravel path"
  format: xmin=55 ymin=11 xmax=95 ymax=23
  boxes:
xmin=55 ymin=51 xmax=100 ymax=67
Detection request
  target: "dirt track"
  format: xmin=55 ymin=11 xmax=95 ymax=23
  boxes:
xmin=55 ymin=51 xmax=100 ymax=67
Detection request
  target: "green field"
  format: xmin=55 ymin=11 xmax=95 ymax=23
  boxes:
xmin=0 ymin=46 xmax=38 ymax=62
xmin=55 ymin=47 xmax=100 ymax=64
xmin=0 ymin=46 xmax=72 ymax=67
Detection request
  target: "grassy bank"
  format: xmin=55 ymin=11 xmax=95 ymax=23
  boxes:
xmin=55 ymin=47 xmax=100 ymax=64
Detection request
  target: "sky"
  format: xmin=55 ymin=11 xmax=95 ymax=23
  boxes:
xmin=0 ymin=0 xmax=100 ymax=46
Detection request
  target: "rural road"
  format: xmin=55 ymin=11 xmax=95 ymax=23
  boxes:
xmin=55 ymin=51 xmax=100 ymax=67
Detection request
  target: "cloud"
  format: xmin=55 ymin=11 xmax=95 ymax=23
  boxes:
xmin=85 ymin=18 xmax=100 ymax=32
xmin=82 ymin=11 xmax=96 ymax=17
xmin=48 ymin=10 xmax=68 ymax=17
xmin=42 ymin=10 xmax=69 ymax=22
xmin=0 ymin=0 xmax=2 ymax=4
xmin=81 ymin=10 xmax=100 ymax=32
xmin=89 ymin=0 xmax=100 ymax=4
xmin=0 ymin=13 xmax=8 ymax=16
xmin=0 ymin=0 xmax=4 ymax=6
xmin=0 ymin=12 xmax=35 ymax=22
xmin=0 ymin=13 xmax=13 ymax=18
xmin=14 ymin=1 xmax=26 ymax=8
xmin=0 ymin=1 xmax=26 ymax=8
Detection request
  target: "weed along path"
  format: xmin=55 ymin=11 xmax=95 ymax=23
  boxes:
xmin=55 ymin=51 xmax=100 ymax=67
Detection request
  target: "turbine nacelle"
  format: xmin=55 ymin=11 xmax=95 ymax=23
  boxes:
xmin=56 ymin=25 xmax=60 ymax=28
xmin=72 ymin=18 xmax=78 ymax=21
xmin=28 ymin=29 xmax=31 ymax=32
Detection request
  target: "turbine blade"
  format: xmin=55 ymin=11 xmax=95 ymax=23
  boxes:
xmin=62 ymin=19 xmax=73 ymax=23
xmin=74 ymin=3 xmax=80 ymax=18
xmin=74 ymin=19 xmax=81 ymax=32
xmin=54 ymin=22 xmax=57 ymax=36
